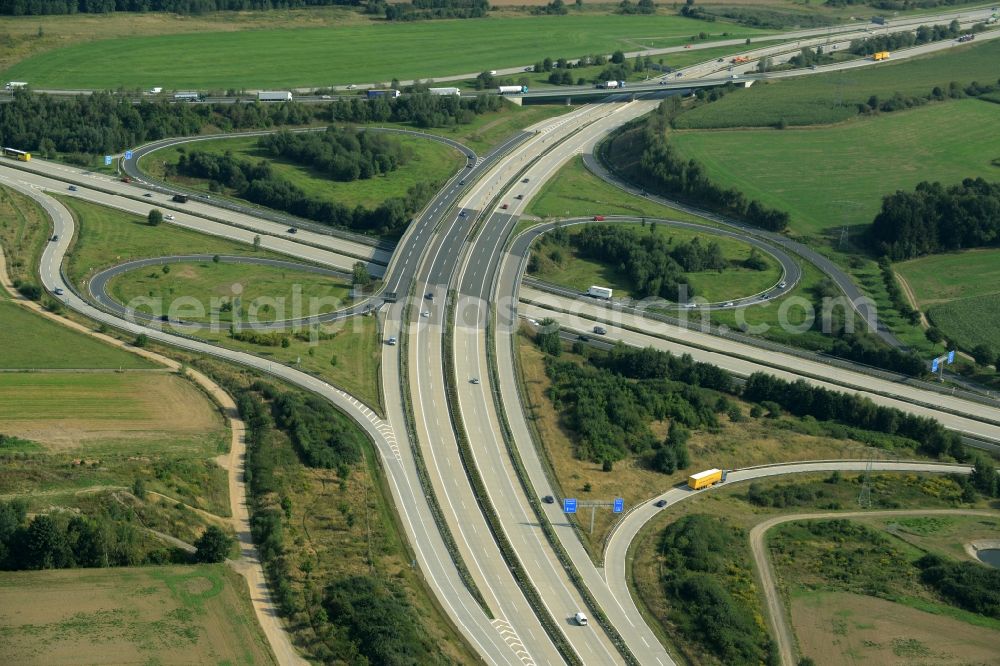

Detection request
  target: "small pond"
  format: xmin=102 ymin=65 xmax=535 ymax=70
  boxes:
xmin=977 ymin=549 xmax=1000 ymax=568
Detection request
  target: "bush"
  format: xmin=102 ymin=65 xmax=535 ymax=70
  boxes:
xmin=194 ymin=525 xmax=232 ymax=563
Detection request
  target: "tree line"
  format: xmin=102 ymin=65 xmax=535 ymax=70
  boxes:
xmin=2 ymin=0 xmax=358 ymax=16
xmin=174 ymin=149 xmax=434 ymax=236
xmin=234 ymin=383 xmax=439 ymax=663
xmin=825 ymin=0 xmax=983 ymax=11
xmin=848 ymin=20 xmax=965 ymax=56
xmin=742 ymin=372 xmax=967 ymax=459
xmin=917 ymin=554 xmax=1000 ymax=619
xmin=0 ymin=90 xmax=504 ymax=160
xmin=378 ymin=0 xmax=490 ymax=21
xmin=258 ymin=127 xmax=410 ymax=182
xmin=869 ymin=177 xmax=1000 ymax=260
xmin=631 ymin=100 xmax=791 ymax=231
xmin=0 ymin=498 xmax=185 ymax=570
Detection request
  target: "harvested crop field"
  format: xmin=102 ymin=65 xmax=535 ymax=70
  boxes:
xmin=791 ymin=590 xmax=1000 ymax=665
xmin=0 ymin=371 xmax=226 ymax=453
xmin=0 ymin=564 xmax=275 ymax=665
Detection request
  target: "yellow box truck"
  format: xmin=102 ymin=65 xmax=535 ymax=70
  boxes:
xmin=873 ymin=51 xmax=891 ymax=61
xmin=688 ymin=468 xmax=723 ymax=490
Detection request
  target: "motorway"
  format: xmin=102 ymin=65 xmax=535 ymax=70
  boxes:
xmin=6 ymin=12 xmax=1000 ymax=663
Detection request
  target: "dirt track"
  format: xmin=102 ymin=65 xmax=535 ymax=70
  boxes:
xmin=750 ymin=508 xmax=999 ymax=666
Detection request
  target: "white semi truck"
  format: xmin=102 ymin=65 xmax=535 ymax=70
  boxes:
xmin=428 ymin=87 xmax=461 ymax=96
xmin=497 ymin=85 xmax=528 ymax=94
xmin=596 ymin=80 xmax=625 ymax=89
xmin=258 ymin=91 xmax=293 ymax=102
xmin=587 ymin=285 xmax=613 ymax=299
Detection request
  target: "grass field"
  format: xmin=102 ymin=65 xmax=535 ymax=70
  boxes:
xmin=0 ymin=372 xmax=226 ymax=455
xmin=0 ymin=299 xmax=155 ymax=369
xmin=142 ymin=132 xmax=464 ymax=210
xmin=530 ymin=223 xmax=782 ymax=302
xmin=791 ymin=590 xmax=1000 ymax=666
xmin=107 ymin=260 xmax=355 ymax=324
xmin=2 ymin=14 xmax=758 ymax=89
xmin=527 ymin=155 xmax=707 ymax=223
xmin=61 ymin=197 xmax=289 ymax=284
xmin=927 ymin=293 xmax=1000 ymax=353
xmin=895 ymin=249 xmax=1000 ymax=307
xmin=669 ymin=100 xmax=1000 ymax=239
xmin=0 ymin=564 xmax=275 ymax=665
xmin=184 ymin=313 xmax=383 ymax=412
xmin=673 ymin=38 xmax=1000 ymax=128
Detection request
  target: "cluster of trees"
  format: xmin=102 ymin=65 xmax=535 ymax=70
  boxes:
xmin=323 ymin=576 xmax=437 ymax=664
xmin=381 ymin=0 xmax=489 ymax=21
xmin=742 ymin=373 xmax=967 ymax=460
xmin=175 ymin=149 xmax=433 ymax=236
xmin=869 ymin=178 xmax=1000 ymax=260
xmin=259 ymin=128 xmax=410 ymax=182
xmin=616 ymin=0 xmax=655 ymax=14
xmin=917 ymin=553 xmax=1000 ymax=618
xmin=1 ymin=0 xmax=358 ymax=15
xmin=826 ymin=0 xmax=982 ymax=11
xmin=0 ymin=499 xmax=182 ymax=570
xmin=785 ymin=46 xmax=834 ymax=69
xmin=659 ymin=515 xmax=778 ymax=665
xmin=268 ymin=391 xmax=364 ymax=472
xmin=848 ymin=20 xmax=964 ymax=56
xmin=0 ymin=90 xmax=504 ymax=159
xmin=570 ymin=225 xmax=735 ymax=300
xmin=634 ymin=102 xmax=790 ymax=231
xmin=829 ymin=331 xmax=927 ymax=376
xmin=531 ymin=0 xmax=568 ymax=15
xmin=542 ymin=340 xmax=730 ymax=467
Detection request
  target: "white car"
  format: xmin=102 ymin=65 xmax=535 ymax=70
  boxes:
xmin=421 ymin=311 xmax=430 ymax=317
xmin=53 ymin=288 xmax=64 ymax=296
xmin=164 ymin=214 xmax=175 ymax=220
xmin=470 ymin=378 xmax=480 ymax=385
xmin=779 ymin=281 xmax=787 ymax=288
xmin=725 ymin=301 xmax=734 ymax=307
xmin=575 ymin=612 xmax=588 ymax=626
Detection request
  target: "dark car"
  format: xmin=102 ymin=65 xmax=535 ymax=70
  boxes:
xmin=593 ymin=326 xmax=606 ymax=335
xmin=542 ymin=495 xmax=555 ymax=504
xmin=577 ymin=335 xmax=589 ymax=342
xmin=655 ymin=499 xmax=667 ymax=508
xmin=425 ymin=292 xmax=434 ymax=300
xmin=287 ymin=227 xmax=298 ymax=234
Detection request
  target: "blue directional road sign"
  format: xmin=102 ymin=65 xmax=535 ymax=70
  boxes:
xmin=613 ymin=497 xmax=624 ymax=513
xmin=563 ymin=498 xmax=577 ymax=514
xmin=931 ymin=358 xmax=939 ymax=373
xmin=125 ymin=150 xmax=133 ymax=160
xmin=947 ymin=350 xmax=955 ymax=364
xmin=104 ymin=155 xmax=112 ymax=166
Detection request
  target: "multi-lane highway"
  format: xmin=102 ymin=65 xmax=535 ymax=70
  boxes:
xmin=6 ymin=13 xmax=1000 ymax=663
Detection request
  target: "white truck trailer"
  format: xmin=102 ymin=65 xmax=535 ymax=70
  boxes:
xmin=428 ymin=87 xmax=461 ymax=96
xmin=497 ymin=85 xmax=528 ymax=94
xmin=258 ymin=91 xmax=293 ymax=102
xmin=587 ymin=285 xmax=613 ymax=299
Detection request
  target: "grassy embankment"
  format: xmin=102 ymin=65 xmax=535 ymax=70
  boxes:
xmin=626 ymin=473 xmax=999 ymax=665
xmin=2 ymin=14 xmax=759 ymax=89
xmin=0 ymin=564 xmax=276 ymax=665
xmin=529 ymin=223 xmax=782 ymax=303
xmin=62 ymin=197 xmax=383 ymax=410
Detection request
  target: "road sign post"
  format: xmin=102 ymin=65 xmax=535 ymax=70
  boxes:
xmin=125 ymin=150 xmax=133 ymax=160
xmin=104 ymin=155 xmax=112 ymax=166
xmin=613 ymin=497 xmax=624 ymax=513
xmin=562 ymin=498 xmax=577 ymax=514
xmin=930 ymin=350 xmax=956 ymax=381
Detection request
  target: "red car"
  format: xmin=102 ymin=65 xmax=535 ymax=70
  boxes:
xmin=593 ymin=215 xmax=605 ymax=221
xmin=501 ymin=203 xmax=509 ymax=210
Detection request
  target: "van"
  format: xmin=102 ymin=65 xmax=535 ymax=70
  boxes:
xmin=574 ymin=612 xmax=588 ymax=626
